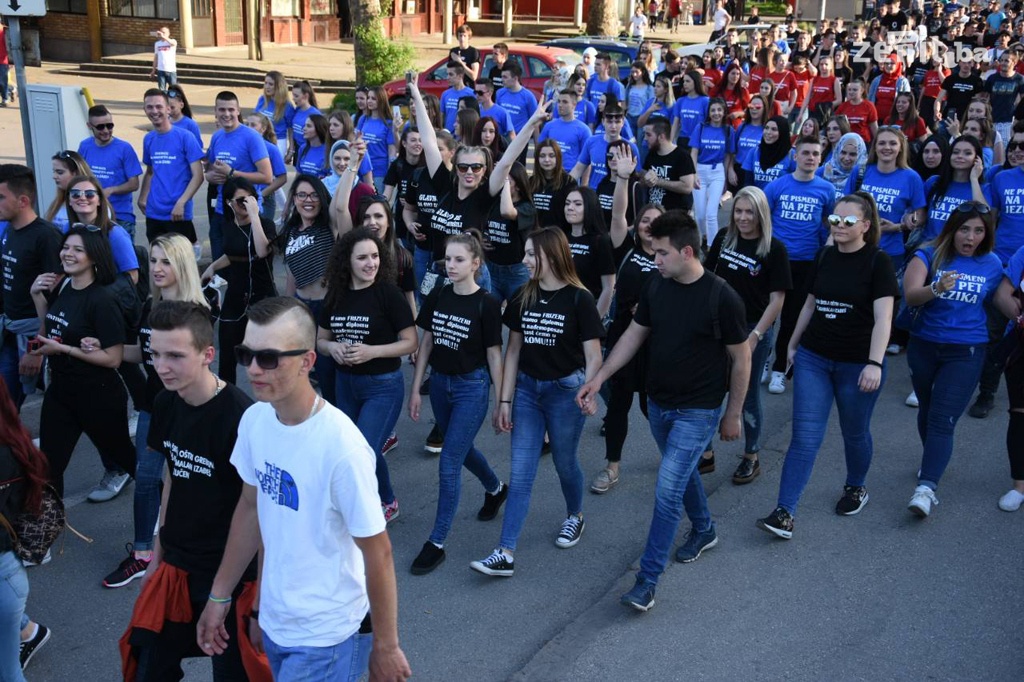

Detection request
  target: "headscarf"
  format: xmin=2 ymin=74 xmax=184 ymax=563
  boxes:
xmin=322 ymin=139 xmax=353 ymax=197
xmin=821 ymin=132 xmax=867 ymax=187
xmin=759 ymin=115 xmax=792 ymax=171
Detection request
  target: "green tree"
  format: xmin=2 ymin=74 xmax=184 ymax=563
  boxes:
xmin=351 ymin=0 xmax=416 ymax=85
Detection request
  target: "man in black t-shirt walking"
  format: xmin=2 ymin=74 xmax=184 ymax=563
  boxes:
xmin=120 ymin=301 xmax=264 ymax=680
xmin=577 ymin=211 xmax=750 ymax=612
xmin=641 ymin=119 xmax=696 ymax=211
xmin=0 ymin=165 xmax=61 ymax=409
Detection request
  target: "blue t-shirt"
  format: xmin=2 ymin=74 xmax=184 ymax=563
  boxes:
xmin=479 ymin=103 xmax=515 ymax=137
xmin=291 ymin=106 xmax=322 ymax=143
xmin=577 ymin=136 xmax=640 ymax=189
xmin=672 ymin=96 xmax=709 ymax=143
xmin=77 ymin=137 xmax=143 ymax=223
xmin=1004 ymin=243 xmax=1024 ymax=294
xmin=142 ymin=125 xmax=205 ymax=221
xmin=257 ymin=140 xmax=288 ymax=198
xmin=846 ymin=166 xmax=925 ymax=258
xmin=255 ymin=95 xmax=296 ymax=143
xmin=440 ymin=86 xmax=474 ymax=132
xmin=764 ymin=174 xmax=836 ymax=261
xmin=574 ymin=100 xmax=598 ymax=127
xmin=108 ymin=224 xmax=139 ymax=274
xmin=731 ymin=123 xmax=763 ymax=168
xmin=585 ymin=75 xmax=626 ymax=109
xmin=641 ymin=97 xmax=672 ymax=122
xmin=295 ymin=143 xmax=329 ymax=179
xmin=625 ymin=84 xmax=654 ymax=117
xmin=923 ymin=176 xmax=994 ymax=241
xmin=171 ymin=116 xmax=202 ymax=147
xmin=991 ymin=166 xmax=1024 ymax=265
xmin=691 ymin=123 xmax=730 ymax=166
xmin=356 ymin=116 xmax=395 ymax=181
xmin=539 ymin=118 xmax=593 ymax=171
xmin=743 ymin=152 xmax=795 ymax=189
xmin=910 ymin=246 xmax=1003 ymax=345
xmin=206 ymin=125 xmax=270 ymax=215
xmin=495 ymin=87 xmax=539 ymax=133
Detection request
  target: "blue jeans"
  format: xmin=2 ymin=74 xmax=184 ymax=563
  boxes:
xmin=0 ymin=315 xmax=40 ymax=409
xmin=487 ymin=262 xmax=529 ymax=304
xmin=0 ymin=64 xmax=9 ymax=102
xmin=637 ymin=401 xmax=720 ymax=587
xmin=499 ymin=370 xmax=586 ymax=552
xmin=413 ymin=246 xmax=432 ymax=306
xmin=0 ymin=552 xmax=28 ymax=682
xmin=263 ymin=629 xmax=372 ymax=682
xmin=156 ymin=70 xmax=177 ymax=91
xmin=297 ymin=296 xmax=336 ymax=406
xmin=744 ymin=326 xmax=775 ymax=454
xmin=334 ymin=369 xmax=404 ymax=505
xmin=115 ymin=218 xmax=137 ymax=241
xmin=209 ymin=212 xmax=225 ymax=261
xmin=907 ymin=337 xmax=985 ymax=490
xmin=429 ymin=368 xmax=501 ymax=545
xmin=132 ymin=410 xmax=163 ymax=552
xmin=777 ymin=346 xmax=886 ymax=515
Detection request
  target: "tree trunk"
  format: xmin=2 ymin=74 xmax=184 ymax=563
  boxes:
xmin=351 ymin=0 xmax=383 ymax=85
xmin=586 ymin=0 xmax=620 ymax=37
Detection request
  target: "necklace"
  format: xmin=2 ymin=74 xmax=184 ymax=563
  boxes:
xmin=213 ymin=376 xmax=223 ymax=397
xmin=275 ymin=395 xmax=321 ymax=426
xmin=538 ymin=287 xmax=562 ymax=305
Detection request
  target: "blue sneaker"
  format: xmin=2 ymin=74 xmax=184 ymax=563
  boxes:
xmin=674 ymin=525 xmax=718 ymax=563
xmin=620 ymin=576 xmax=656 ymax=612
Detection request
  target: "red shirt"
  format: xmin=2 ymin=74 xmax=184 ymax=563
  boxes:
xmin=790 ymin=69 xmax=813 ymax=107
xmin=921 ymin=68 xmax=949 ymax=99
xmin=720 ymin=89 xmax=750 ymax=128
xmin=747 ymin=66 xmax=769 ymax=95
xmin=836 ymin=99 xmax=878 ymax=143
xmin=702 ymin=67 xmax=722 ymax=92
xmin=889 ymin=116 xmax=929 ymax=141
xmin=769 ymin=70 xmax=798 ymax=105
xmin=0 ymin=27 xmax=8 ymax=66
xmin=871 ymin=73 xmax=902 ymax=120
xmin=806 ymin=75 xmax=837 ymax=111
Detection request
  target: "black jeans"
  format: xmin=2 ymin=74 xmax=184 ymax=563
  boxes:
xmin=772 ymin=260 xmax=814 ymax=374
xmin=40 ymin=374 xmax=136 ymax=497
xmin=977 ymin=300 xmax=1008 ymax=399
xmin=604 ymin=355 xmax=649 ymax=463
xmin=217 ymin=317 xmax=248 ymax=386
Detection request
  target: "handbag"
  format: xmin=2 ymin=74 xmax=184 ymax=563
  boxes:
xmin=894 ymin=248 xmax=933 ymax=332
xmin=0 ymin=482 xmax=66 ymax=565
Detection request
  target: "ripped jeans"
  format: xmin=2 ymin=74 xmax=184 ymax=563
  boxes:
xmin=743 ymin=325 xmax=775 ymax=455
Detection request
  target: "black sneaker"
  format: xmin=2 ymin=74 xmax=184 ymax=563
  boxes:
xmin=620 ymin=575 xmax=656 ymax=612
xmin=411 ymin=541 xmax=446 ymax=575
xmin=698 ymin=452 xmax=715 ymax=475
xmin=732 ymin=457 xmax=760 ymax=485
xmin=836 ymin=485 xmax=870 ymax=515
xmin=756 ymin=507 xmax=794 ymax=539
xmin=968 ymin=394 xmax=994 ymax=419
xmin=424 ymin=424 xmax=444 ymax=454
xmin=555 ymin=514 xmax=585 ymax=548
xmin=470 ymin=549 xmax=514 ymax=577
xmin=477 ymin=482 xmax=508 ymax=521
xmin=20 ymin=624 xmax=50 ymax=671
xmin=102 ymin=544 xmax=152 ymax=588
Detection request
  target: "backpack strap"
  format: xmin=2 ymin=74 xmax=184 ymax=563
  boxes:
xmin=707 ymin=272 xmax=726 ymax=341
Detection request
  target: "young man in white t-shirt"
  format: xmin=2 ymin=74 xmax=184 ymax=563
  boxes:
xmin=149 ymin=26 xmax=178 ymax=92
xmin=197 ymin=297 xmax=411 ymax=681
xmin=710 ymin=0 xmax=731 ymax=41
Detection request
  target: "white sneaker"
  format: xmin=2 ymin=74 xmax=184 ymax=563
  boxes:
xmin=760 ymin=361 xmax=771 ymax=384
xmin=87 ymin=471 xmax=131 ymax=503
xmin=906 ymin=391 xmax=919 ymax=408
xmin=908 ymin=485 xmax=938 ymax=517
xmin=886 ymin=343 xmax=902 ymax=355
xmin=998 ymin=489 xmax=1024 ymax=512
xmin=768 ymin=371 xmax=786 ymax=394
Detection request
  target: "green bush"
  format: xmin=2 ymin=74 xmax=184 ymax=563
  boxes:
xmin=353 ymin=1 xmax=416 ymax=86
xmin=332 ymin=91 xmax=356 ymax=112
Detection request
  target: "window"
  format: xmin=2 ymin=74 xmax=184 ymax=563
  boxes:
xmin=270 ymin=0 xmax=299 ymax=15
xmin=45 ymin=0 xmax=87 ymax=13
xmin=310 ymin=0 xmax=335 ymax=15
xmin=108 ymin=0 xmax=180 ymax=19
xmin=528 ymin=57 xmax=553 ymax=78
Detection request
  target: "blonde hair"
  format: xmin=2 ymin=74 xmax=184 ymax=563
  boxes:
xmin=724 ymin=186 xmax=774 ymax=258
xmin=150 ymin=233 xmax=209 ymax=308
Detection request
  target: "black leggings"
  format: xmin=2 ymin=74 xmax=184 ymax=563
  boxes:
xmin=604 ymin=357 xmax=649 ymax=463
xmin=40 ymin=375 xmax=136 ymax=497
xmin=1004 ymin=357 xmax=1024 ymax=480
xmin=217 ymin=317 xmax=248 ymax=386
xmin=773 ymin=260 xmax=814 ymax=374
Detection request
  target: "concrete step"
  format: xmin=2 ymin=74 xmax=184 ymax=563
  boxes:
xmin=63 ymin=61 xmax=354 ymax=92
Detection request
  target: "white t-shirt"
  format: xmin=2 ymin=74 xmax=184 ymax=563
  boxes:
xmin=154 ymin=39 xmax=177 ymax=73
xmin=231 ymin=400 xmax=386 ymax=648
xmin=713 ymin=8 xmax=729 ymax=31
xmin=631 ymin=15 xmax=648 ymax=38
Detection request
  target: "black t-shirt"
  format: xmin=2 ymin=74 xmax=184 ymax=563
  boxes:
xmin=488 ymin=63 xmax=505 ymax=92
xmin=405 ymin=166 xmax=442 ymax=253
xmin=220 ymin=216 xmax=277 ymax=319
xmin=318 ymin=281 xmax=414 ymax=375
xmin=0 ymin=446 xmax=25 ymax=554
xmin=532 ymin=176 xmax=576 ymax=229
xmin=384 ymin=157 xmax=423 ymax=240
xmin=0 ymin=218 xmax=62 ymax=320
xmin=800 ymin=245 xmax=898 ymax=363
xmin=565 ymin=230 xmax=616 ymax=302
xmin=634 ymin=271 xmax=748 ymax=409
xmin=429 ymin=179 xmax=496 ymax=261
xmin=940 ymin=72 xmax=985 ymax=117
xmin=484 ymin=198 xmax=536 ymax=266
xmin=643 ymin=146 xmax=696 ymax=211
xmin=417 ymin=284 xmax=502 ymax=375
xmin=596 ymin=176 xmax=638 ymax=230
xmin=44 ymin=281 xmax=125 ymax=384
xmin=504 ymin=284 xmax=605 ymax=380
xmin=148 ymin=383 xmax=257 ymax=580
xmin=705 ymin=232 xmax=792 ymax=324
xmin=136 ymin=298 xmax=163 ymax=412
xmin=885 ymin=11 xmax=909 ymax=32
xmin=608 ymin=239 xmax=658 ymax=347
xmin=452 ymin=46 xmax=481 ymax=86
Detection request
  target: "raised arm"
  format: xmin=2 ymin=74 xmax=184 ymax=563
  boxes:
xmin=409 ymin=80 xmax=442 ymax=177
xmin=490 ymin=97 xmax=552 ymax=196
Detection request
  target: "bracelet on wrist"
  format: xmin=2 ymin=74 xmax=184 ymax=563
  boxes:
xmin=751 ymin=329 xmax=763 ymax=341
xmin=866 ymin=359 xmax=883 ymax=368
xmin=930 ymin=281 xmax=940 ymax=297
xmin=208 ymin=594 xmax=233 ymax=604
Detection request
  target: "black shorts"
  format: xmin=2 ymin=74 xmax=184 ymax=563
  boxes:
xmin=145 ymin=218 xmax=197 ymax=244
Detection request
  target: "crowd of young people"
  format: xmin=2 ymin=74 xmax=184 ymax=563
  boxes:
xmin=1 ymin=1 xmax=1024 ymax=677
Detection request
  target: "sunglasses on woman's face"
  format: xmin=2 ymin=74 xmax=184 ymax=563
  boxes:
xmin=1008 ymin=141 xmax=1024 ymax=151
xmin=827 ymin=214 xmax=860 ymax=227
xmin=69 ymin=189 xmax=99 ymax=200
xmin=456 ymin=163 xmax=485 ymax=173
xmin=235 ymin=345 xmax=309 ymax=370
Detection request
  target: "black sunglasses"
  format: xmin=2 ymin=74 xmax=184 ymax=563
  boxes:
xmin=956 ymin=202 xmax=992 ymax=214
xmin=71 ymin=222 xmax=102 ymax=232
xmin=1008 ymin=141 xmax=1024 ymax=151
xmin=456 ymin=163 xmax=485 ymax=172
xmin=57 ymin=150 xmax=73 ymax=160
xmin=235 ymin=345 xmax=309 ymax=370
xmin=92 ymin=123 xmax=114 ymax=131
xmin=167 ymin=90 xmax=182 ymax=99
xmin=69 ymin=189 xmax=100 ymax=200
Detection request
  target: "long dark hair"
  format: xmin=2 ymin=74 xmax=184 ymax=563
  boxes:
xmin=508 ymin=163 xmax=536 ymax=228
xmin=63 ymin=224 xmax=118 ymax=285
xmin=530 ymin=139 xmax=571 ymax=192
xmin=928 ymin=135 xmax=984 ymax=204
xmin=64 ymin=174 xmax=115 ymax=234
xmin=355 ymin=195 xmax=412 ymax=281
xmin=564 ymin=186 xmax=607 ymax=236
xmin=0 ymin=376 xmax=49 ymax=514
xmin=929 ymin=201 xmax=995 ymax=268
xmin=323 ymin=227 xmax=395 ymax=312
xmin=516 ymin=227 xmax=587 ymax=313
xmin=222 ymin=176 xmax=259 ymax=226
xmin=471 ymin=117 xmax=508 ymax=160
xmin=167 ymin=84 xmax=195 ymax=118
xmin=282 ymin=174 xmax=332 ymax=239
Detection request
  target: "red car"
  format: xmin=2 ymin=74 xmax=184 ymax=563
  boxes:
xmin=383 ymin=44 xmax=580 ymax=106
